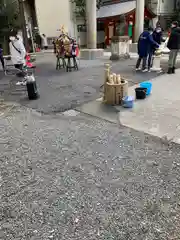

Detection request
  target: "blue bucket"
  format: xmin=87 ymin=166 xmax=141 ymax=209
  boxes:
xmin=122 ymin=96 xmax=134 ymax=108
xmin=140 ymin=82 xmax=152 ymax=96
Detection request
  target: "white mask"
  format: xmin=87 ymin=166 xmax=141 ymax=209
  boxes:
xmin=9 ymin=36 xmax=15 ymax=41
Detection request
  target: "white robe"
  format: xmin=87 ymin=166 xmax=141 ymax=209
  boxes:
xmin=9 ymin=39 xmax=26 ymax=65
xmin=41 ymin=36 xmax=48 ymax=47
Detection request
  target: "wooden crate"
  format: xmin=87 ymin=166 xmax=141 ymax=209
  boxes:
xmin=104 ymin=80 xmax=128 ymax=105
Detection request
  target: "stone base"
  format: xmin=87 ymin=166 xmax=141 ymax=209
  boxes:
xmin=150 ymin=67 xmax=162 ymax=72
xmin=110 ymin=53 xmax=130 ymax=61
xmin=80 ymin=49 xmax=104 ymax=60
xmin=151 ymin=56 xmax=162 ymax=72
xmin=129 ymin=43 xmax=138 ymax=53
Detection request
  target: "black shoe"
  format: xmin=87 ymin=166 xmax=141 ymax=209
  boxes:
xmin=167 ymin=68 xmax=173 ymax=74
xmin=172 ymin=67 xmax=175 ymax=74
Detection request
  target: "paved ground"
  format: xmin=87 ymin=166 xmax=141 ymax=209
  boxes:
xmin=0 ymin=71 xmax=5 ymax=81
xmin=0 ymin=53 xmax=171 ymax=114
xmin=1 ymin=105 xmax=180 ymax=240
xmin=118 ymin=68 xmax=180 ymax=144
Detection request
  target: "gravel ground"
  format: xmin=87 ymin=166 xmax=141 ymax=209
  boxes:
xmin=1 ymin=105 xmax=180 ymax=239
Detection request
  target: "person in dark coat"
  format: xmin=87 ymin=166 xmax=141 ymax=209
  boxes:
xmin=151 ymin=26 xmax=165 ymax=68
xmin=0 ymin=44 xmax=5 ymax=72
xmin=52 ymin=39 xmax=57 ymax=54
xmin=152 ymin=26 xmax=164 ymax=45
xmin=167 ymin=21 xmax=180 ymax=74
xmin=136 ymin=27 xmax=159 ymax=72
xmin=35 ymin=34 xmax=42 ymax=50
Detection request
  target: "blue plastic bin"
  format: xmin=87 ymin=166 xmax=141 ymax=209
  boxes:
xmin=140 ymin=82 xmax=152 ymax=96
xmin=122 ymin=96 xmax=134 ymax=108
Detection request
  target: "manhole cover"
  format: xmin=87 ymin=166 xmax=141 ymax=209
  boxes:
xmin=63 ymin=109 xmax=80 ymax=116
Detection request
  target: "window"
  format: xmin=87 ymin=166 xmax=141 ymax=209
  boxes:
xmin=77 ymin=24 xmax=86 ymax=32
xmin=77 ymin=23 xmax=104 ymax=32
xmin=144 ymin=18 xmax=149 ymax=30
xmin=97 ymin=22 xmax=104 ymax=31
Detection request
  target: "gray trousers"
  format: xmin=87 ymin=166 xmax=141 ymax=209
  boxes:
xmin=168 ymin=49 xmax=179 ymax=68
xmin=136 ymin=57 xmax=147 ymax=70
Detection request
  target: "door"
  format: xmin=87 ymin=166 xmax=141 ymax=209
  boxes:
xmin=108 ymin=23 xmax=114 ymax=45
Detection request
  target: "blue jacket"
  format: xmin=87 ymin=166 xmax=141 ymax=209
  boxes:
xmin=138 ymin=31 xmax=159 ymax=57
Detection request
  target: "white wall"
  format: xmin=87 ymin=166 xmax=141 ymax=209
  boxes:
xmin=148 ymin=0 xmax=175 ymax=15
xmin=35 ymin=0 xmax=72 ymax=37
xmin=158 ymin=0 xmax=175 ymax=14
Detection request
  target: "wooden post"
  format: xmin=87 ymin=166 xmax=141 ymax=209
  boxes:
xmin=103 ymin=63 xmax=111 ymax=101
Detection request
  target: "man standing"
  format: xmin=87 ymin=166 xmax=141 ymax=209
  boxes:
xmin=136 ymin=27 xmax=159 ymax=72
xmin=9 ymin=31 xmax=26 ymax=70
xmin=41 ymin=34 xmax=48 ymax=50
xmin=0 ymin=44 xmax=5 ymax=72
xmin=167 ymin=21 xmax=180 ymax=74
xmin=9 ymin=30 xmax=27 ymax=85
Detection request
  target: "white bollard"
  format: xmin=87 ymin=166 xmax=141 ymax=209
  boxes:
xmin=151 ymin=55 xmax=162 ymax=72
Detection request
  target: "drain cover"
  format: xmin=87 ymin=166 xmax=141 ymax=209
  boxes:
xmin=63 ymin=109 xmax=80 ymax=116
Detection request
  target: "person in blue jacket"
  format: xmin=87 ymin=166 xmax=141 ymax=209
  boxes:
xmin=136 ymin=27 xmax=159 ymax=72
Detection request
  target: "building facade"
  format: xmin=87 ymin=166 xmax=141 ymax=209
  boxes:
xmin=97 ymin=0 xmax=155 ymax=45
xmin=23 ymin=0 xmax=177 ymax=46
xmin=23 ymin=0 xmax=75 ymax=43
xmin=97 ymin=0 xmax=176 ymax=44
xmin=147 ymin=0 xmax=176 ymax=29
xmin=35 ymin=0 xmax=74 ymax=37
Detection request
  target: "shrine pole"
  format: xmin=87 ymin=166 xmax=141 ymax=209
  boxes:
xmin=18 ymin=0 xmax=29 ymax=49
xmin=86 ymin=0 xmax=97 ymax=49
xmin=81 ymin=0 xmax=103 ymax=59
xmin=134 ymin=0 xmax=145 ymax=42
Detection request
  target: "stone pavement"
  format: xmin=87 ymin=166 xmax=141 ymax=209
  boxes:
xmin=79 ymin=70 xmax=180 ymax=144
xmin=38 ymin=48 xmax=180 ymax=60
xmin=75 ymin=59 xmax=180 ymax=145
xmin=118 ymin=69 xmax=180 ymax=144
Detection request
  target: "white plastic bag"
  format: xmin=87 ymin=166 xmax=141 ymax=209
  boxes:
xmin=160 ymin=37 xmax=170 ymax=54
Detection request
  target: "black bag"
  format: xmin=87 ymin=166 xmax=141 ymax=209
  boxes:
xmin=26 ymin=77 xmax=39 ymax=100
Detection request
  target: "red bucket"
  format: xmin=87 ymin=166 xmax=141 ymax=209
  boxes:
xmin=75 ymin=47 xmax=79 ymax=57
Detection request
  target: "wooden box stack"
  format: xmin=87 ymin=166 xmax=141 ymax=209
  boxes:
xmin=104 ymin=64 xmax=128 ymax=105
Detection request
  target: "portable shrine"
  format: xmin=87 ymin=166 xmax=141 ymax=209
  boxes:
xmin=55 ymin=26 xmax=79 ymax=72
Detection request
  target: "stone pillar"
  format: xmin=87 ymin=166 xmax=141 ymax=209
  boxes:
xmin=152 ymin=17 xmax=159 ymax=28
xmin=86 ymin=0 xmax=97 ymax=49
xmin=80 ymin=0 xmax=104 ymax=59
xmin=134 ymin=0 xmax=145 ymax=42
